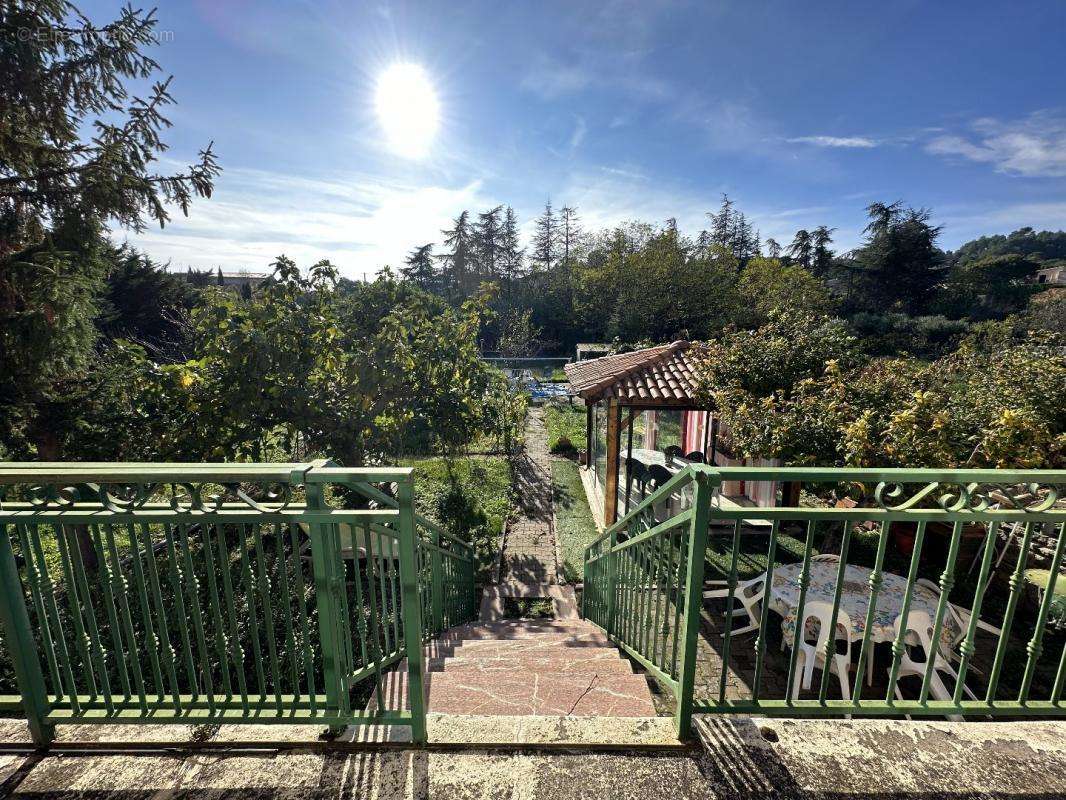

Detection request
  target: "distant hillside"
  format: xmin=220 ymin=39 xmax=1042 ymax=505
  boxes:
xmin=952 ymin=227 xmax=1066 ymax=265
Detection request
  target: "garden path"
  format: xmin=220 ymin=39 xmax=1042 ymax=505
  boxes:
xmin=499 ymin=407 xmax=559 ymax=587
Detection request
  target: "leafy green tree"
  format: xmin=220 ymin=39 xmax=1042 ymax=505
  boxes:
xmin=939 ymin=253 xmax=1041 ymax=320
xmin=738 ymin=257 xmax=834 ymax=324
xmin=811 ymin=226 xmax=835 ymax=276
xmin=498 ymin=308 xmax=541 ymax=358
xmin=158 ymin=259 xmax=507 ymax=464
xmin=572 ymin=223 xmax=741 ymax=344
xmin=952 ymin=227 xmax=1066 ymax=265
xmin=499 ymin=206 xmax=524 ymax=293
xmin=0 ymin=2 xmax=217 ymax=459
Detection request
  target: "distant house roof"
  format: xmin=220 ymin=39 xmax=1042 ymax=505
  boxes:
xmin=563 ymin=341 xmax=709 ymax=406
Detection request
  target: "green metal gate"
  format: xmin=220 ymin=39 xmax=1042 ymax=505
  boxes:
xmin=0 ymin=462 xmax=477 ymax=747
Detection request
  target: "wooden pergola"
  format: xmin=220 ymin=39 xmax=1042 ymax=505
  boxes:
xmin=563 ymin=341 xmax=713 ymax=526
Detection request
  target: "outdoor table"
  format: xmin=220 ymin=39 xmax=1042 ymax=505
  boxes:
xmin=626 ymin=447 xmax=688 ymax=471
xmin=768 ymin=562 xmax=961 ymax=650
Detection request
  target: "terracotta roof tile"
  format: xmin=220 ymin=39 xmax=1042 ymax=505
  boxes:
xmin=563 ymin=341 xmax=708 ymax=406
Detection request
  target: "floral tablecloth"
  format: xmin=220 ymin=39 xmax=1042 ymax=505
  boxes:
xmin=769 ymin=562 xmax=960 ymax=649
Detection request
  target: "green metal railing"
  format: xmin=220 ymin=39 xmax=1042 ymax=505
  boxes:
xmin=0 ymin=462 xmax=477 ymax=747
xmin=585 ymin=465 xmax=1066 ymax=737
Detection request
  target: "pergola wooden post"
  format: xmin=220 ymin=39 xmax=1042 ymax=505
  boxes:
xmin=603 ymin=397 xmax=622 ymax=526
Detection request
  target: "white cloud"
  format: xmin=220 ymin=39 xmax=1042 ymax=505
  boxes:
xmin=117 ymin=167 xmax=492 ymax=277
xmin=786 ymin=135 xmax=878 ymax=149
xmin=569 ymin=116 xmax=588 ymax=151
xmin=926 ymin=111 xmax=1066 ymax=177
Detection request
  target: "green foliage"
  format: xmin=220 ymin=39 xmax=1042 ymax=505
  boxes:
xmin=497 ymin=308 xmax=542 ymax=358
xmin=738 ymin=257 xmax=834 ymax=325
xmin=0 ymin=3 xmax=216 ymax=459
xmin=551 ymin=457 xmax=600 ymax=582
xmin=952 ymin=227 xmax=1066 ymax=265
xmin=544 ymin=402 xmax=585 ymax=454
xmin=848 ymin=312 xmax=969 ymax=358
xmin=98 ymin=246 xmax=199 ymax=357
xmin=573 ymin=224 xmax=742 ymax=344
xmin=848 ymin=202 xmax=946 ymax=315
xmin=695 ymin=311 xmax=1066 ymax=468
xmin=404 ymin=456 xmax=512 ymax=580
xmin=843 ymin=325 xmax=1066 ymax=468
xmin=696 ymin=312 xmax=860 ymax=400
xmin=939 ymin=253 xmax=1042 ymax=321
xmin=0 ymin=3 xmax=218 ymax=233
xmin=147 ymin=258 xmax=501 ymax=463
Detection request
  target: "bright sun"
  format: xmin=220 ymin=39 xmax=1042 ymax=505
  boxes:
xmin=375 ymin=63 xmax=440 ymax=159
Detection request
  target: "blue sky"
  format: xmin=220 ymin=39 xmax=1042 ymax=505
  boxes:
xmin=90 ymin=0 xmax=1066 ymax=276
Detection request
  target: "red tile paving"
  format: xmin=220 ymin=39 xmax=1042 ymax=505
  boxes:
xmin=373 ymin=619 xmax=659 ymax=718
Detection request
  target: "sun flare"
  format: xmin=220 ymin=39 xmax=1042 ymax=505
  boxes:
xmin=375 ymin=63 xmax=440 ymax=159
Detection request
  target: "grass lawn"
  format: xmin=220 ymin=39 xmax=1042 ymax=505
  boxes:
xmin=551 ymin=456 xmax=601 ymax=582
xmin=543 ymin=402 xmax=586 ymax=454
xmin=402 ymin=455 xmax=512 ymax=582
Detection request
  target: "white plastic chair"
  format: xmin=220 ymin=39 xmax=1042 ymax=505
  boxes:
xmin=787 ymin=600 xmax=854 ymax=702
xmin=915 ymin=577 xmax=1002 ymax=670
xmin=703 ymin=574 xmax=766 ymax=636
xmin=889 ymin=610 xmax=976 ymax=714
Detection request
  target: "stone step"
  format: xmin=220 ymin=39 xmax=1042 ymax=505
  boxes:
xmin=449 ymin=628 xmax=610 ymax=644
xmin=449 ymin=620 xmax=601 ymax=638
xmin=429 ymin=654 xmax=634 ymax=674
xmin=372 ymin=669 xmax=656 ymax=717
xmin=449 ymin=638 xmax=611 ymax=658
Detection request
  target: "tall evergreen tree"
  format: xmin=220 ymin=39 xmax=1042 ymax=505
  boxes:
xmin=853 ymin=202 xmax=946 ymax=314
xmin=787 ymin=229 xmax=813 ymax=268
xmin=402 ymin=244 xmax=437 ymax=292
xmin=0 ymin=2 xmax=218 ymax=462
xmin=216 ymin=266 xmax=224 ymax=285
xmin=708 ymin=194 xmax=736 ymax=249
xmin=474 ymin=205 xmax=504 ymax=281
xmin=559 ymin=206 xmax=582 ymax=271
xmin=438 ymin=210 xmax=474 ymax=299
xmin=765 ymin=238 xmax=782 ymax=259
xmin=500 ymin=206 xmax=524 ymax=292
xmin=531 ymin=202 xmax=557 ymax=272
xmin=811 ymin=226 xmax=836 ymax=276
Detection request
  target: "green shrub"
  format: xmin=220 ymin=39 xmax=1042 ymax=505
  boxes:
xmin=544 ymin=403 xmax=585 ymax=455
xmin=405 ymin=456 xmax=511 ymax=581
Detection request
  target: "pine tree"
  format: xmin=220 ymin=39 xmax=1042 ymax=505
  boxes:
xmin=853 ymin=202 xmax=946 ymax=314
xmin=708 ymin=194 xmax=735 ymax=249
xmin=811 ymin=226 xmax=836 ymax=276
xmin=765 ymin=238 xmax=782 ymax=259
xmin=531 ymin=202 xmax=557 ymax=272
xmin=474 ymin=205 xmax=504 ymax=281
xmin=787 ymin=229 xmax=813 ymax=268
xmin=402 ymin=244 xmax=437 ymax=292
xmin=559 ymin=206 xmax=582 ymax=272
xmin=216 ymin=266 xmax=224 ymax=286
xmin=438 ymin=211 xmax=474 ymax=300
xmin=500 ymin=206 xmax=524 ymax=293
xmin=0 ymin=2 xmax=218 ymax=463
